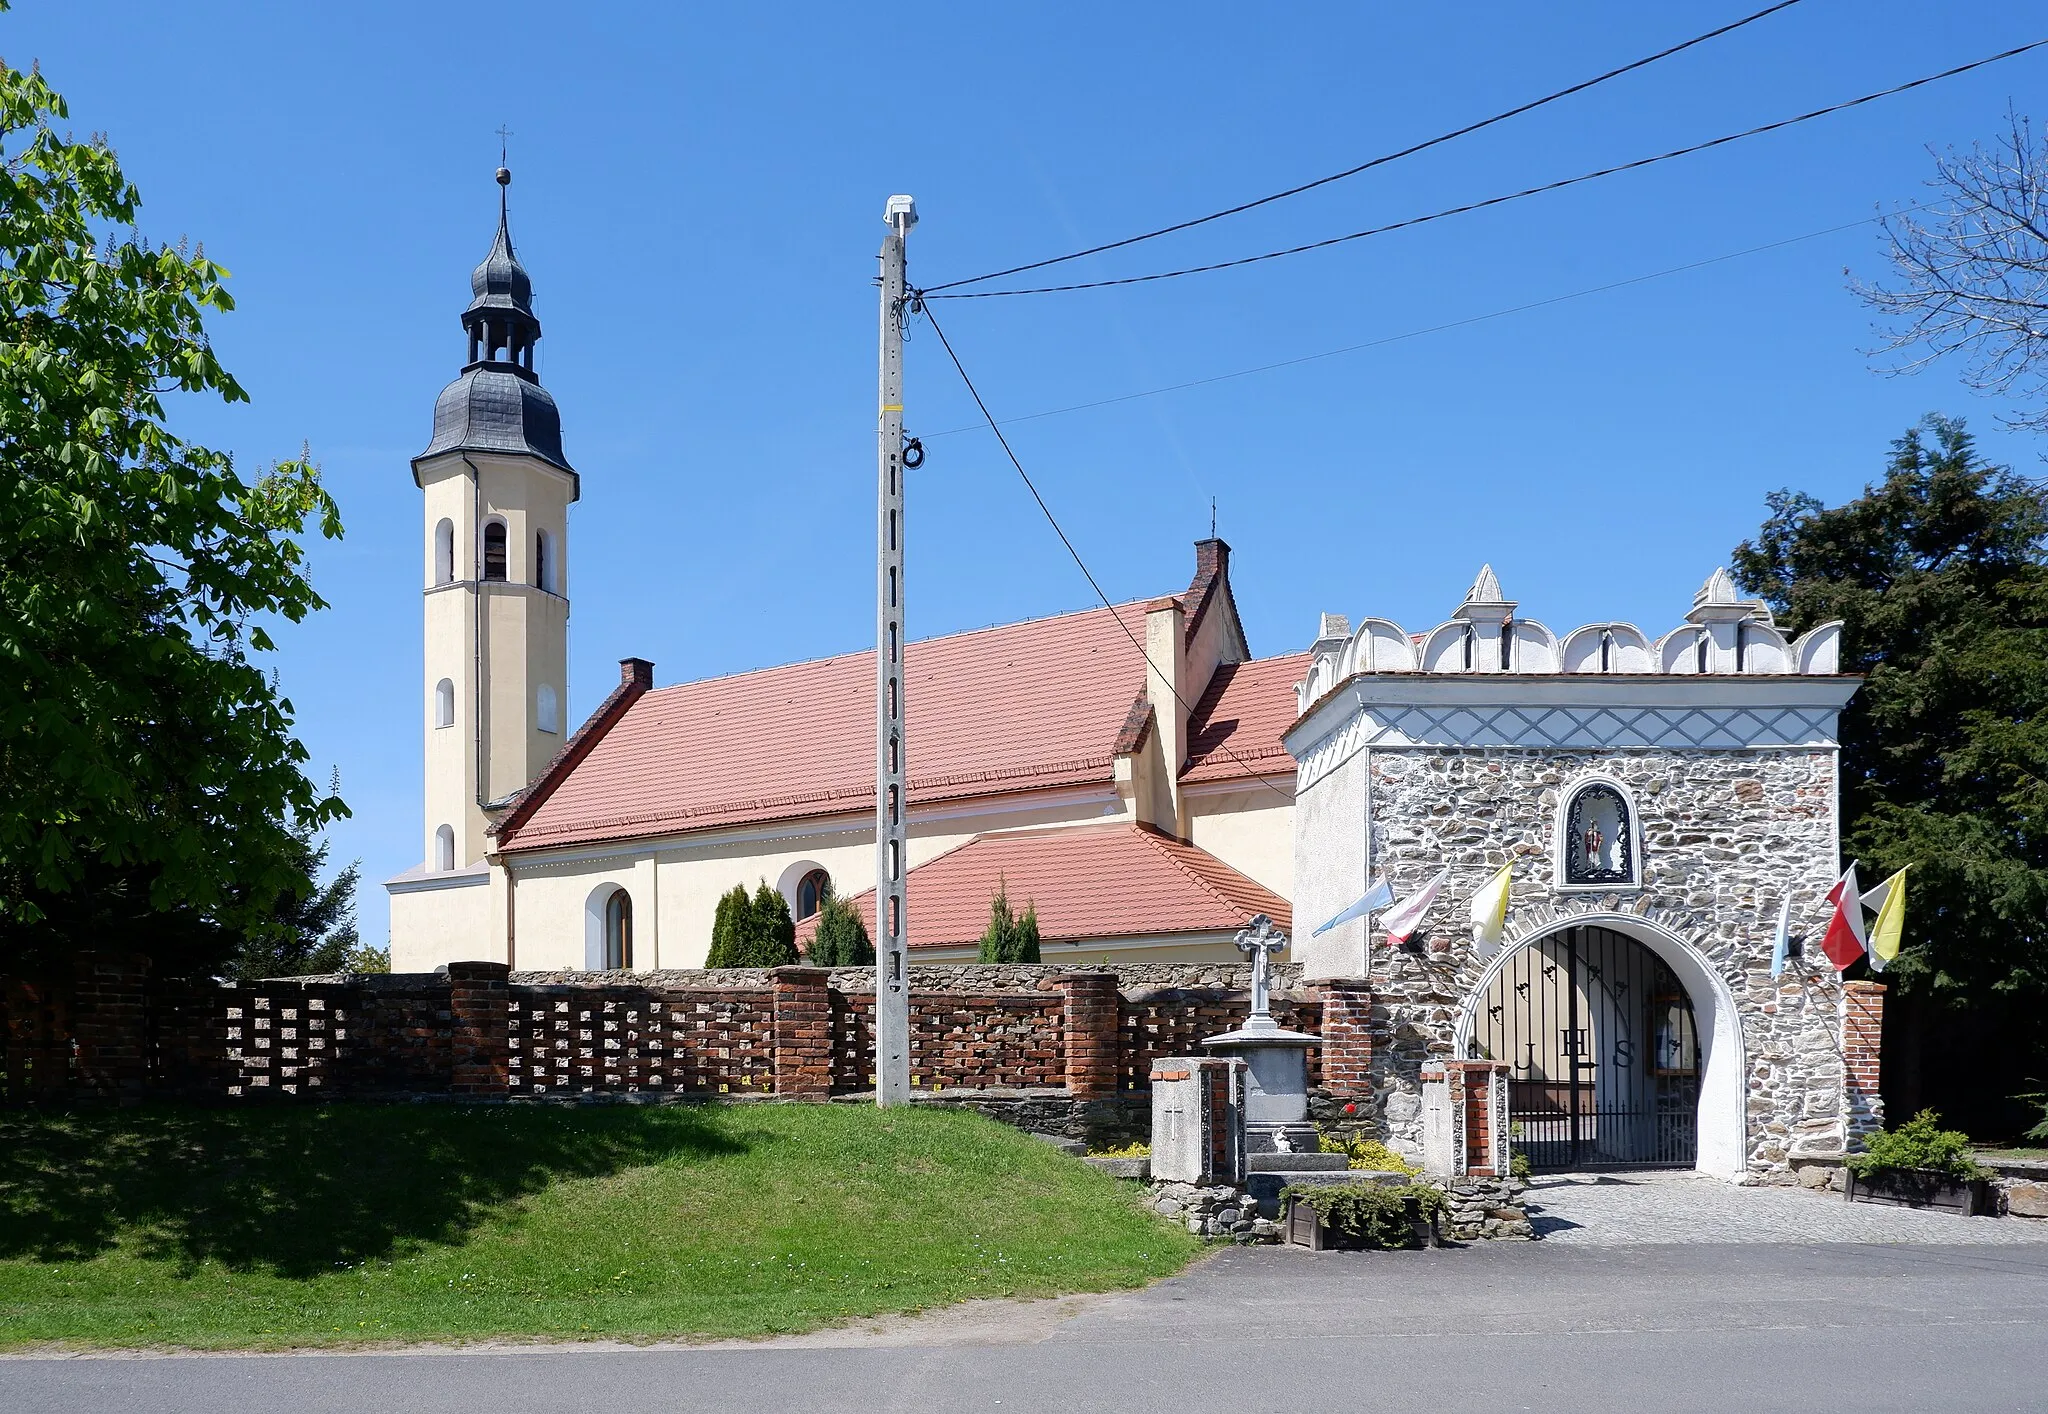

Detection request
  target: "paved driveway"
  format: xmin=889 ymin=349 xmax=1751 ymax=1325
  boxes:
xmin=6 ymin=1236 xmax=2046 ymax=1413
xmin=1524 ymin=1170 xmax=2048 ymax=1245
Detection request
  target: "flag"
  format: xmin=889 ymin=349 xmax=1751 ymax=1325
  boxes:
xmin=1381 ymin=867 xmax=1449 ymax=946
xmin=1819 ymin=864 xmax=1869 ymax=971
xmin=1862 ymin=867 xmax=1909 ymax=972
xmin=1467 ymin=864 xmax=1514 ymax=958
xmin=1312 ymin=877 xmax=1395 ymax=937
xmin=1769 ymin=893 xmax=1793 ymax=978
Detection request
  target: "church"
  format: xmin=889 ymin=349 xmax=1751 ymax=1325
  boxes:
xmin=384 ymin=180 xmax=1874 ymax=1179
xmin=385 ymin=174 xmax=1301 ymax=973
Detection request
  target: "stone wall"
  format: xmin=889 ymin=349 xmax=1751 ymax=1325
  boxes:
xmin=1306 ymin=745 xmax=1866 ymax=1180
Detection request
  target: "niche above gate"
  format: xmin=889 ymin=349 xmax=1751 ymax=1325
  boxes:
xmin=1554 ymin=778 xmax=1640 ymax=890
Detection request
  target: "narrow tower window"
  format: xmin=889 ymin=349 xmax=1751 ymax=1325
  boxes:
xmin=483 ymin=520 xmax=508 ymax=581
xmin=536 ymin=684 xmax=559 ymax=734
xmin=535 ymin=529 xmax=554 ymax=593
xmin=435 ymin=678 xmax=455 ymax=728
xmin=434 ymin=519 xmax=455 ymax=584
xmin=435 ymin=824 xmax=455 ymax=873
xmin=604 ymin=890 xmax=633 ymax=970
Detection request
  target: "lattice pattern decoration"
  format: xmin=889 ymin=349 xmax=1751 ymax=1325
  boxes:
xmin=1119 ymin=995 xmax=1323 ymax=1092
xmin=509 ymin=989 xmax=774 ymax=1096
xmin=225 ymin=990 xmax=341 ymax=1098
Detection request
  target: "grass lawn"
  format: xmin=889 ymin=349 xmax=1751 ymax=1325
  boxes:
xmin=0 ymin=1102 xmax=1198 ymax=1350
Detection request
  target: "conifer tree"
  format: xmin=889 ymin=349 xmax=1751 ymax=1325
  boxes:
xmin=977 ymin=880 xmax=1044 ymax=963
xmin=750 ymin=880 xmax=799 ymax=967
xmin=705 ymin=883 xmax=751 ymax=967
xmin=805 ymin=885 xmax=874 ymax=966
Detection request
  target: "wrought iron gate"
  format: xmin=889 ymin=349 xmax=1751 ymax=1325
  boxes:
xmin=1469 ymin=926 xmax=1699 ymax=1170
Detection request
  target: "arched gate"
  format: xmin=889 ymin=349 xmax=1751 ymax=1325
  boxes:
xmin=1468 ymin=925 xmax=1701 ymax=1171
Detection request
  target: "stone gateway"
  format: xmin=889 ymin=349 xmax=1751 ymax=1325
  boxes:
xmin=1287 ymin=567 xmax=1874 ymax=1182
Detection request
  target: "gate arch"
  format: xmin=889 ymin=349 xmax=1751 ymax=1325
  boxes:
xmin=1454 ymin=913 xmax=1746 ymax=1178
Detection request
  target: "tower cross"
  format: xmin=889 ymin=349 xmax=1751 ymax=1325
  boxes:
xmin=496 ymin=124 xmax=513 ymax=164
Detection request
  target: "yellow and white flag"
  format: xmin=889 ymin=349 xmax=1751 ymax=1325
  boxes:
xmin=1861 ymin=867 xmax=1909 ymax=972
xmin=1468 ymin=864 xmax=1514 ymax=958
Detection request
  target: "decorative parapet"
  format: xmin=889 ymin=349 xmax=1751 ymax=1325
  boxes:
xmin=1293 ymin=564 xmax=1848 ymax=718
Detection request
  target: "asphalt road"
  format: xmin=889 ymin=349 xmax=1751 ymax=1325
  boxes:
xmin=6 ymin=1240 xmax=2045 ymax=1413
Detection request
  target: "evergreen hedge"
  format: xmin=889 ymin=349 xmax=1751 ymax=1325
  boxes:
xmin=976 ymin=881 xmax=1042 ymax=963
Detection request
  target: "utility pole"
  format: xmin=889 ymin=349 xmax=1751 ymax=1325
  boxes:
xmin=875 ymin=194 xmax=917 ymax=1107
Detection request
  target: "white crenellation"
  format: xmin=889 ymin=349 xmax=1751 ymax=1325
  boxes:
xmin=1297 ymin=566 xmax=1848 ymax=716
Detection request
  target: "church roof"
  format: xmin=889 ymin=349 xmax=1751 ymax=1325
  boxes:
xmin=796 ymin=822 xmax=1291 ymax=951
xmin=502 ymin=601 xmax=1161 ymax=850
xmin=1181 ymin=652 xmax=1311 ymax=785
xmin=421 ymin=366 xmax=569 ymax=469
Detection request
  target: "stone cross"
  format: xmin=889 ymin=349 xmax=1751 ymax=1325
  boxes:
xmin=1234 ymin=913 xmax=1289 ymax=1024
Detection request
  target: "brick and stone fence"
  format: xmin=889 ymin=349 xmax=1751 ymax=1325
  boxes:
xmin=0 ymin=953 xmax=1346 ymax=1145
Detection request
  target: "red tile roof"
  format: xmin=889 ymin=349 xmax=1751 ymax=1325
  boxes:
xmin=798 ymin=823 xmax=1291 ymax=951
xmin=504 ymin=603 xmax=1156 ymax=850
xmin=1180 ymin=653 xmax=1310 ymax=785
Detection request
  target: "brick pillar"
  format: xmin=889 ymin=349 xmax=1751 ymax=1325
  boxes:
xmin=447 ymin=961 xmax=511 ymax=1097
xmin=1060 ymin=972 xmax=1121 ymax=1099
xmin=71 ymin=952 xmax=152 ymax=1102
xmin=771 ymin=966 xmax=833 ymax=1099
xmin=1318 ymin=978 xmax=1373 ymax=1109
xmin=1842 ymin=979 xmax=1886 ymax=1145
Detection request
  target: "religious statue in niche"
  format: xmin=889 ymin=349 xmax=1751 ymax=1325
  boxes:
xmin=1562 ymin=782 xmax=1634 ymax=886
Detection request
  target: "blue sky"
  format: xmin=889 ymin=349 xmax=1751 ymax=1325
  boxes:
xmin=10 ymin=2 xmax=2043 ymax=945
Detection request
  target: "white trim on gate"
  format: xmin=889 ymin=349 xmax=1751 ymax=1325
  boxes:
xmin=1452 ymin=910 xmax=1748 ymax=1180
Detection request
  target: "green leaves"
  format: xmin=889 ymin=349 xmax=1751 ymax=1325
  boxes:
xmin=704 ymin=882 xmax=799 ymax=968
xmin=1733 ymin=414 xmax=2048 ymax=1010
xmin=975 ymin=880 xmax=1041 ymax=964
xmin=0 ymin=58 xmax=343 ymax=974
xmin=804 ymin=885 xmax=874 ymax=967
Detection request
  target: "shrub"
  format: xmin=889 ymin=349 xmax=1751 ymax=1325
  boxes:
xmin=1317 ymin=1129 xmax=1418 ymax=1174
xmin=976 ymin=880 xmax=1042 ymax=963
xmin=1088 ymin=1142 xmax=1150 ymax=1158
xmin=1281 ymin=1182 xmax=1446 ymax=1249
xmin=1845 ymin=1108 xmax=1991 ymax=1182
xmin=704 ymin=884 xmax=752 ymax=967
xmin=750 ymin=881 xmax=798 ymax=967
xmin=805 ymin=887 xmax=874 ymax=967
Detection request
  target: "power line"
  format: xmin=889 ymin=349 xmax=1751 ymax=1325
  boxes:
xmin=923 ymin=0 xmax=1809 ymax=295
xmin=916 ymin=299 xmax=1297 ymax=801
xmin=923 ymin=204 xmax=1921 ymax=440
xmin=925 ymin=38 xmax=2048 ymax=300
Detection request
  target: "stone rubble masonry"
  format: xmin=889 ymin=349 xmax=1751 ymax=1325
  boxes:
xmin=1317 ymin=746 xmax=1865 ymax=1181
xmin=1437 ymin=1176 xmax=1533 ymax=1241
xmin=1146 ymin=1179 xmax=1281 ymax=1243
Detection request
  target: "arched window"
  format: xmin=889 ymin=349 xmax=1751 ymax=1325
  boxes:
xmin=1559 ymin=781 xmax=1636 ymax=888
xmin=534 ymin=529 xmax=554 ymax=593
xmin=795 ymin=868 xmax=830 ymax=920
xmin=434 ymin=677 xmax=455 ymax=728
xmin=536 ymin=683 xmax=559 ymax=734
xmin=604 ymin=890 xmax=633 ymax=970
xmin=433 ymin=518 xmax=455 ymax=584
xmin=434 ymin=824 xmax=455 ymax=873
xmin=482 ymin=520 xmax=508 ymax=581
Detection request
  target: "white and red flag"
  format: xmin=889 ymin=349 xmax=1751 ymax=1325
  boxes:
xmin=1381 ymin=867 xmax=1449 ymax=947
xmin=1818 ymin=864 xmax=1870 ymax=971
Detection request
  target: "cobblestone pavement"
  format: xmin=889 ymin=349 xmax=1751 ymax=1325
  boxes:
xmin=1523 ymin=1169 xmax=2048 ymax=1244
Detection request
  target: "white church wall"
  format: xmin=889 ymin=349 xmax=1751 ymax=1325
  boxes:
xmin=498 ymin=787 xmax=1130 ymax=972
xmin=388 ymin=866 xmax=494 ymax=971
xmin=1182 ymin=785 xmax=1293 ymax=901
xmin=1290 ymin=747 xmax=1368 ymax=980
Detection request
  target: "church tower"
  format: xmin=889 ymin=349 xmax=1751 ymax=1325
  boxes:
xmin=413 ymin=166 xmax=577 ymax=873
